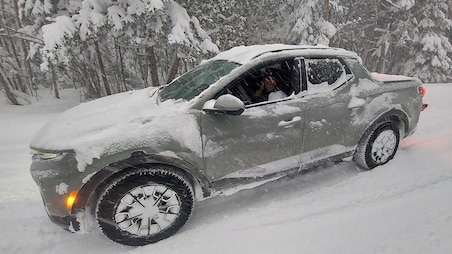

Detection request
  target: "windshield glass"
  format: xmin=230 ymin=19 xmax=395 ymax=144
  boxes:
xmin=160 ymin=60 xmax=240 ymax=102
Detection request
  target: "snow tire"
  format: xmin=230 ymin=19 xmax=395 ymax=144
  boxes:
xmin=96 ymin=166 xmax=194 ymax=246
xmin=354 ymin=121 xmax=400 ymax=170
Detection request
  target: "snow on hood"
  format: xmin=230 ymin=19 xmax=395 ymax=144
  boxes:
xmin=31 ymin=87 xmax=201 ymax=171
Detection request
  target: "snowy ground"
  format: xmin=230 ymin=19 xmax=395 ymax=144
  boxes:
xmin=0 ymin=84 xmax=451 ymax=254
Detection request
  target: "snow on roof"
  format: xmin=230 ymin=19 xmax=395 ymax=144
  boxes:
xmin=210 ymin=44 xmax=359 ymax=64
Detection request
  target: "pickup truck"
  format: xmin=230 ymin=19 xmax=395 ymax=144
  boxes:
xmin=30 ymin=44 xmax=427 ymax=246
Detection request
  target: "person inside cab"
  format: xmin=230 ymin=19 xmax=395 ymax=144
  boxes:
xmin=254 ymin=70 xmax=287 ymax=102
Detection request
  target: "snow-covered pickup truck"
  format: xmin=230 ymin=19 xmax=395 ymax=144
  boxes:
xmin=30 ymin=44 xmax=427 ymax=246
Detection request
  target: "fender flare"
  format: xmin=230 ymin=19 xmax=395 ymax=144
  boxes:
xmin=71 ymin=151 xmax=212 ymax=220
xmin=360 ymin=108 xmax=410 ymax=144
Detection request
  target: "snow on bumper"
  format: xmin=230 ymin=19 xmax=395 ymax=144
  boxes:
xmin=30 ymin=150 xmax=90 ymax=233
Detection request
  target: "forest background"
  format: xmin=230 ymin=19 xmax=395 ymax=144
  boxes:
xmin=1 ymin=0 xmax=451 ymax=105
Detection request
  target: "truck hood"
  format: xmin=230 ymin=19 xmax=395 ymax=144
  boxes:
xmin=30 ymin=87 xmax=202 ymax=171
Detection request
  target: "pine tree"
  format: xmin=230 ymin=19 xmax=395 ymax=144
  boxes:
xmin=39 ymin=0 xmax=219 ymax=98
xmin=401 ymin=0 xmax=452 ymax=82
xmin=334 ymin=0 xmax=451 ymax=82
xmin=181 ymin=0 xmax=285 ymax=51
xmin=0 ymin=0 xmax=53 ymax=104
xmin=285 ymin=0 xmax=340 ymax=46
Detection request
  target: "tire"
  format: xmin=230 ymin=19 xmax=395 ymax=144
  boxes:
xmin=353 ymin=121 xmax=400 ymax=170
xmin=96 ymin=166 xmax=194 ymax=246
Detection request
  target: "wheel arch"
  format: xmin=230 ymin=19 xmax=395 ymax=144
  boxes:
xmin=363 ymin=108 xmax=410 ymax=140
xmin=71 ymin=151 xmax=212 ymax=225
xmin=353 ymin=108 xmax=407 ymax=170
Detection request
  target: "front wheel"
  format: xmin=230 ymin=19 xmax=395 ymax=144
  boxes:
xmin=354 ymin=121 xmax=400 ymax=170
xmin=96 ymin=166 xmax=194 ymax=246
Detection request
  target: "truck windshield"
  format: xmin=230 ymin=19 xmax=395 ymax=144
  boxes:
xmin=159 ymin=60 xmax=240 ymax=102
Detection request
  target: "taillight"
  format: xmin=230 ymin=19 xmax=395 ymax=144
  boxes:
xmin=419 ymin=85 xmax=427 ymax=97
xmin=419 ymin=85 xmax=428 ymax=111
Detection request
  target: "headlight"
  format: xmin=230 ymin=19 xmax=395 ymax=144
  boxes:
xmin=30 ymin=149 xmax=67 ymax=160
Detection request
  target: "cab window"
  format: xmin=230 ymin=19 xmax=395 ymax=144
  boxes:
xmin=304 ymin=58 xmax=349 ymax=93
xmin=217 ymin=59 xmax=299 ymax=105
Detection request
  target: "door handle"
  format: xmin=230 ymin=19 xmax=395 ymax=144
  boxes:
xmin=278 ymin=116 xmax=302 ymax=128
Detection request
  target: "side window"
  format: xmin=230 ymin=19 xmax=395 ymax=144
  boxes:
xmin=219 ymin=59 xmax=298 ymax=105
xmin=304 ymin=58 xmax=347 ymax=93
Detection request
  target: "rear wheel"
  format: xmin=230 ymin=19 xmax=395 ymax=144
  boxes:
xmin=96 ymin=166 xmax=194 ymax=246
xmin=354 ymin=121 xmax=400 ymax=170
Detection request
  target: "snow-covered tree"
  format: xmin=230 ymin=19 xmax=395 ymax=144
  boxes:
xmin=400 ymin=0 xmax=452 ymax=82
xmin=39 ymin=0 xmax=219 ymax=98
xmin=5 ymin=0 xmax=452 ymax=105
xmin=182 ymin=0 xmax=286 ymax=51
xmin=18 ymin=0 xmax=64 ymax=98
xmin=1 ymin=0 xmax=22 ymax=105
xmin=0 ymin=0 xmax=57 ymax=104
xmin=334 ymin=0 xmax=452 ymax=82
xmin=285 ymin=0 xmax=340 ymax=46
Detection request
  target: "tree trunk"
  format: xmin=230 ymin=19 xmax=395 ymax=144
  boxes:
xmin=115 ymin=38 xmax=126 ymax=92
xmin=323 ymin=0 xmax=330 ymax=21
xmin=95 ymin=41 xmax=111 ymax=95
xmin=12 ymin=0 xmax=36 ymax=97
xmin=166 ymin=51 xmax=180 ymax=84
xmin=1 ymin=0 xmax=27 ymax=95
xmin=376 ymin=43 xmax=388 ymax=73
xmin=146 ymin=46 xmax=160 ymax=87
xmin=90 ymin=66 xmax=102 ymax=98
xmin=7 ymin=51 xmax=27 ymax=93
xmin=0 ymin=69 xmax=20 ymax=105
xmin=51 ymin=65 xmax=60 ymax=99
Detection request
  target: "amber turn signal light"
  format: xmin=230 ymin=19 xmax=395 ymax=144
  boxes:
xmin=66 ymin=191 xmax=79 ymax=211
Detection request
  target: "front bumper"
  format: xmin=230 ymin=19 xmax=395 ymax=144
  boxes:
xmin=30 ymin=150 xmax=87 ymax=231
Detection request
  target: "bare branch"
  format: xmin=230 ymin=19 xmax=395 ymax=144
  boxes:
xmin=0 ymin=26 xmax=44 ymax=45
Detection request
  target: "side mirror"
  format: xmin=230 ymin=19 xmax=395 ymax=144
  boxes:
xmin=203 ymin=94 xmax=245 ymax=115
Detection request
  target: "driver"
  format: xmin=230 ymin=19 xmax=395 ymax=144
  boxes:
xmin=254 ymin=71 xmax=287 ymax=102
